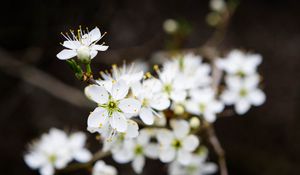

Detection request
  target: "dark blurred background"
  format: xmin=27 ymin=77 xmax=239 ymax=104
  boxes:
xmin=0 ymin=0 xmax=299 ymax=174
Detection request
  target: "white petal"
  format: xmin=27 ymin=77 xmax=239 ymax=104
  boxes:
xmin=119 ymin=98 xmax=141 ymax=114
xmin=156 ymin=129 xmax=174 ymax=146
xmin=244 ymin=74 xmax=260 ymax=90
xmin=73 ymin=149 xmax=92 ymax=163
xmin=185 ymin=100 xmax=200 ymax=115
xmin=159 ymin=147 xmax=176 ymax=163
xmin=170 ymin=90 xmax=187 ymax=102
xmin=150 ymin=93 xmax=170 ymax=110
xmin=56 ymin=49 xmax=77 ymax=60
xmin=225 ymin=76 xmax=242 ymax=90
xmin=204 ymin=112 xmax=217 ymax=122
xmin=235 ymin=99 xmax=251 ymax=115
xmin=112 ymin=149 xmax=134 ymax=163
xmin=111 ymin=80 xmax=129 ymax=100
xmin=177 ymin=150 xmax=192 ymax=165
xmin=110 ymin=112 xmax=127 ymax=132
xmin=202 ymin=163 xmax=218 ymax=174
xmin=87 ymin=107 xmax=108 ymax=128
xmin=89 ymin=27 xmax=101 ymax=43
xmin=62 ymin=41 xmax=80 ymax=49
xmin=144 ymin=143 xmax=160 ymax=159
xmin=132 ymin=156 xmax=145 ymax=174
xmin=85 ymin=85 xmax=109 ymax=104
xmin=139 ymin=107 xmax=154 ymax=125
xmin=40 ymin=164 xmax=54 ymax=175
xmin=90 ymin=50 xmax=98 ymax=59
xmin=125 ymin=120 xmax=139 ymax=138
xmin=220 ymin=90 xmax=237 ymax=105
xmin=170 ymin=120 xmax=190 ymax=139
xmin=24 ymin=153 xmax=45 ymax=169
xmin=248 ymin=89 xmax=266 ymax=106
xmin=69 ymin=132 xmax=86 ymax=149
xmin=92 ymin=44 xmax=109 ymax=51
xmin=182 ymin=135 xmax=199 ymax=152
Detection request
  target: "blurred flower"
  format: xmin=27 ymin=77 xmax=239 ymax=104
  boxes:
xmin=112 ymin=129 xmax=159 ymax=174
xmin=186 ymin=88 xmax=224 ymax=123
xmin=163 ymin=19 xmax=179 ymax=34
xmin=189 ymin=117 xmax=201 ymax=129
xmin=57 ymin=27 xmax=108 ymax=62
xmin=221 ymin=74 xmax=266 ymax=114
xmin=168 ymin=151 xmax=217 ymax=175
xmin=210 ymin=0 xmax=226 ymax=12
xmin=157 ymin=120 xmax=199 ymax=165
xmin=92 ymin=160 xmax=117 ymax=175
xmin=24 ymin=129 xmax=91 ymax=175
xmin=85 ymin=80 xmax=141 ymax=134
xmin=216 ymin=49 xmax=262 ymax=77
xmin=132 ymin=78 xmax=170 ymax=125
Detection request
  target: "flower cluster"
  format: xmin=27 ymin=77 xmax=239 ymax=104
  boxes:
xmin=217 ymin=49 xmax=266 ymax=114
xmin=24 ymin=128 xmax=92 ymax=175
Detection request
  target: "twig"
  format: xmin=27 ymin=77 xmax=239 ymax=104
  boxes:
xmin=0 ymin=48 xmax=92 ymax=108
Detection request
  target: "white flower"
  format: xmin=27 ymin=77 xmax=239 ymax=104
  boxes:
xmin=85 ymin=80 xmax=141 ymax=134
xmin=92 ymin=160 xmax=117 ymax=175
xmin=132 ymin=78 xmax=170 ymax=125
xmin=221 ymin=75 xmax=266 ymax=114
xmin=112 ymin=129 xmax=159 ymax=174
xmin=216 ymin=49 xmax=262 ymax=77
xmin=57 ymin=27 xmax=108 ymax=62
xmin=186 ymin=88 xmax=224 ymax=123
xmin=68 ymin=132 xmax=92 ymax=163
xmin=156 ymin=63 xmax=187 ymax=102
xmin=157 ymin=120 xmax=199 ymax=165
xmin=99 ymin=63 xmax=144 ymax=90
xmin=24 ymin=129 xmax=91 ymax=175
xmin=168 ymin=152 xmax=217 ymax=175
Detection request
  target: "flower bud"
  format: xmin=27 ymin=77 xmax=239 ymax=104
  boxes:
xmin=189 ymin=117 xmax=200 ymax=129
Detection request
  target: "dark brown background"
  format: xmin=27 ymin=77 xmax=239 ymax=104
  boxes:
xmin=0 ymin=0 xmax=299 ymax=174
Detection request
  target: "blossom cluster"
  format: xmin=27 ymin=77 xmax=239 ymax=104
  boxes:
xmin=24 ymin=128 xmax=92 ymax=175
xmin=24 ymin=26 xmax=266 ymax=175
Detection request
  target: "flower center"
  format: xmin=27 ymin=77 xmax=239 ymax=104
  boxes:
xmin=237 ymin=70 xmax=246 ymax=78
xmin=100 ymin=99 xmax=121 ymax=116
xmin=142 ymin=98 xmax=149 ymax=107
xmin=239 ymin=88 xmax=248 ymax=97
xmin=48 ymin=154 xmax=57 ymax=164
xmin=77 ymin=45 xmax=90 ymax=62
xmin=172 ymin=139 xmax=182 ymax=149
xmin=164 ymin=84 xmax=173 ymax=94
xmin=199 ymin=103 xmax=206 ymax=113
xmin=134 ymin=144 xmax=144 ymax=155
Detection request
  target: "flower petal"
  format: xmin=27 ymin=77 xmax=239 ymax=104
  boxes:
xmin=40 ymin=164 xmax=54 ymax=175
xmin=92 ymin=44 xmax=109 ymax=51
xmin=85 ymin=85 xmax=109 ymax=104
xmin=125 ymin=120 xmax=139 ymax=138
xmin=69 ymin=132 xmax=86 ymax=149
xmin=89 ymin=27 xmax=101 ymax=43
xmin=159 ymin=147 xmax=176 ymax=163
xmin=249 ymin=89 xmax=266 ymax=106
xmin=177 ymin=150 xmax=192 ymax=165
xmin=139 ymin=107 xmax=154 ymax=125
xmin=73 ymin=149 xmax=92 ymax=163
xmin=144 ymin=143 xmax=159 ymax=159
xmin=110 ymin=112 xmax=127 ymax=132
xmin=170 ymin=120 xmax=190 ymax=139
xmin=119 ymin=98 xmax=141 ymax=114
xmin=111 ymin=80 xmax=129 ymax=100
xmin=132 ymin=156 xmax=145 ymax=174
xmin=56 ymin=49 xmax=77 ymax=60
xmin=156 ymin=129 xmax=174 ymax=146
xmin=235 ymin=99 xmax=251 ymax=115
xmin=87 ymin=107 xmax=108 ymax=129
xmin=182 ymin=135 xmax=199 ymax=152
xmin=62 ymin=41 xmax=80 ymax=49
xmin=150 ymin=93 xmax=170 ymax=110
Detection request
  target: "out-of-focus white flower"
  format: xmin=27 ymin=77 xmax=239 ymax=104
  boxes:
xmin=163 ymin=19 xmax=178 ymax=34
xmin=166 ymin=53 xmax=212 ymax=89
xmin=24 ymin=129 xmax=91 ymax=175
xmin=132 ymin=78 xmax=170 ymax=125
xmin=85 ymin=80 xmax=141 ymax=135
xmin=168 ymin=152 xmax=217 ymax=175
xmin=157 ymin=120 xmax=199 ymax=165
xmin=99 ymin=63 xmax=144 ymax=90
xmin=216 ymin=50 xmax=262 ymax=77
xmin=210 ymin=0 xmax=226 ymax=12
xmin=186 ymin=88 xmax=224 ymax=123
xmin=112 ymin=129 xmax=159 ymax=174
xmin=57 ymin=27 xmax=108 ymax=62
xmin=92 ymin=160 xmax=117 ymax=175
xmin=189 ymin=117 xmax=200 ymax=129
xmin=221 ymin=75 xmax=266 ymax=114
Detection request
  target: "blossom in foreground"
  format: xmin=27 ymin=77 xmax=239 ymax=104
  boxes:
xmin=112 ymin=129 xmax=159 ymax=174
xmin=168 ymin=151 xmax=217 ymax=175
xmin=216 ymin=49 xmax=262 ymax=77
xmin=57 ymin=27 xmax=108 ymax=62
xmin=221 ymin=75 xmax=266 ymax=114
xmin=24 ymin=129 xmax=91 ymax=175
xmin=85 ymin=80 xmax=141 ymax=134
xmin=186 ymin=88 xmax=224 ymax=122
xmin=92 ymin=160 xmax=117 ymax=175
xmin=132 ymin=78 xmax=170 ymax=125
xmin=157 ymin=120 xmax=199 ymax=165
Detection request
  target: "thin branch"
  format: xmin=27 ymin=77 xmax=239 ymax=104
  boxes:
xmin=0 ymin=48 xmax=92 ymax=108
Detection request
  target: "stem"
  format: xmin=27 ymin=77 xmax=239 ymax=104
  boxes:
xmin=86 ymin=63 xmax=92 ymax=75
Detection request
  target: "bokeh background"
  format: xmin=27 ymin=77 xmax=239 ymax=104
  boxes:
xmin=0 ymin=0 xmax=299 ymax=174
